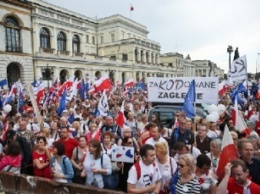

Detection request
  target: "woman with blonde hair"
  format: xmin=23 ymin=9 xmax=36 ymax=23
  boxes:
xmin=155 ymin=142 xmax=177 ymax=194
xmin=71 ymin=121 xmax=81 ymax=138
xmin=174 ymin=153 xmax=201 ymax=194
xmin=39 ymin=127 xmax=54 ymax=149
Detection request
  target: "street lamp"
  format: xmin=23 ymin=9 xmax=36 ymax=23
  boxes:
xmin=227 ymin=45 xmax=233 ymax=70
xmin=42 ymin=64 xmax=53 ymax=89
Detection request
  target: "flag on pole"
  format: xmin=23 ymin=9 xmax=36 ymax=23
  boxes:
xmin=216 ymin=125 xmax=238 ymax=180
xmin=57 ymin=90 xmax=66 ymax=116
xmin=93 ymin=75 xmax=111 ymax=92
xmin=183 ymin=80 xmax=196 ymax=118
xmin=98 ymin=90 xmax=109 ymax=116
xmin=116 ymin=100 xmax=125 ymax=128
xmin=232 ymin=95 xmax=247 ymax=132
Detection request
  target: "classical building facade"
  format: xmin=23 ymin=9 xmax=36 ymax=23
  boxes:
xmin=0 ymin=0 xmax=33 ymax=86
xmin=0 ymin=0 xmax=225 ymax=86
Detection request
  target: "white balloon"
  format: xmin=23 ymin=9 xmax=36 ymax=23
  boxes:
xmin=208 ymin=104 xmax=218 ymax=114
xmin=218 ymin=104 xmax=226 ymax=115
xmin=3 ymin=104 xmax=12 ymax=113
xmin=211 ymin=111 xmax=220 ymax=121
xmin=206 ymin=114 xmax=216 ymax=122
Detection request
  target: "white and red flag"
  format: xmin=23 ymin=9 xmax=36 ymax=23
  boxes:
xmin=93 ymin=75 xmax=111 ymax=92
xmin=218 ymin=80 xmax=227 ymax=96
xmin=58 ymin=77 xmax=74 ymax=96
xmin=232 ymin=95 xmax=247 ymax=132
xmin=216 ymin=125 xmax=238 ymax=180
xmin=116 ymin=100 xmax=126 ymax=128
xmin=124 ymin=79 xmax=134 ymax=88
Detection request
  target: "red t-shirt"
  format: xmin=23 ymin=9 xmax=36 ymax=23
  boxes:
xmin=58 ymin=138 xmax=78 ymax=158
xmin=227 ymin=177 xmax=260 ymax=194
xmin=32 ymin=151 xmax=51 ymax=179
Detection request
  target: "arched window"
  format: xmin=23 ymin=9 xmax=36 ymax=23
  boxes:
xmin=57 ymin=31 xmax=66 ymax=51
xmin=72 ymin=35 xmax=80 ymax=53
xmin=40 ymin=27 xmax=50 ymax=49
xmin=5 ymin=16 xmax=21 ymax=52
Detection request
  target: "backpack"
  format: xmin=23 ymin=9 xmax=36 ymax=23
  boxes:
xmin=134 ymin=161 xmax=156 ymax=180
xmin=100 ymin=154 xmax=119 ymax=189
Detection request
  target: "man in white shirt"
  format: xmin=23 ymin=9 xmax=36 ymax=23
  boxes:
xmin=145 ymin=125 xmax=168 ymax=146
xmin=127 ymin=144 xmax=161 ymax=194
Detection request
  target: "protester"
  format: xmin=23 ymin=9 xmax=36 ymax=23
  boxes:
xmin=195 ymin=154 xmax=217 ymax=194
xmin=206 ymin=139 xmax=222 ymax=175
xmin=155 ymin=142 xmax=177 ymax=194
xmin=0 ymin=141 xmax=21 ymax=174
xmin=127 ymin=144 xmax=161 ymax=194
xmin=50 ymin=141 xmax=74 ymax=183
xmin=32 ymin=136 xmax=51 ymax=179
xmin=83 ymin=139 xmax=112 ymax=188
xmin=71 ymin=136 xmax=88 ymax=184
xmin=170 ymin=118 xmax=194 ymax=151
xmin=174 ymin=153 xmax=201 ymax=194
xmin=217 ymin=159 xmax=260 ymax=193
xmin=195 ymin=124 xmax=212 ymax=154
xmin=145 ymin=124 xmax=168 ymax=147
xmin=237 ymin=139 xmax=260 ymax=185
xmin=125 ymin=112 xmax=139 ymax=140
xmin=118 ymin=136 xmax=139 ymax=192
xmin=57 ymin=126 xmax=78 ymax=158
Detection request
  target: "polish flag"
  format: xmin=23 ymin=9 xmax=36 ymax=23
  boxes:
xmin=93 ymin=121 xmax=103 ymax=141
xmin=216 ymin=125 xmax=238 ymax=180
xmin=231 ymin=95 xmax=247 ymax=132
xmin=93 ymin=75 xmax=111 ymax=92
xmin=218 ymin=80 xmax=227 ymax=96
xmin=58 ymin=77 xmax=74 ymax=96
xmin=35 ymin=82 xmax=45 ymax=105
xmin=124 ymin=79 xmax=134 ymax=87
xmin=116 ymin=100 xmax=125 ymax=128
xmin=76 ymin=79 xmax=81 ymax=89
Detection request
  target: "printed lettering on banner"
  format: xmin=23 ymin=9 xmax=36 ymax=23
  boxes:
xmin=147 ymin=77 xmax=218 ymax=104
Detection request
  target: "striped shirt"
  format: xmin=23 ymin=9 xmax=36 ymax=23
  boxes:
xmin=176 ymin=175 xmax=201 ymax=194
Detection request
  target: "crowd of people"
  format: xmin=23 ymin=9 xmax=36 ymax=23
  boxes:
xmin=0 ymin=83 xmax=260 ymax=194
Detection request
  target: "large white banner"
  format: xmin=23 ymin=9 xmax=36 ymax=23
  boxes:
xmin=147 ymin=77 xmax=218 ymax=104
xmin=228 ymin=55 xmax=247 ymax=82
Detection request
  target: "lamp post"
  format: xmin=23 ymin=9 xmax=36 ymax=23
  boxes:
xmin=44 ymin=64 xmax=52 ymax=89
xmin=227 ymin=45 xmax=233 ymax=70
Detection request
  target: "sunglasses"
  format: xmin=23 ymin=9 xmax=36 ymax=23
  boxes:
xmin=177 ymin=162 xmax=187 ymax=168
xmin=127 ymin=141 xmax=133 ymax=144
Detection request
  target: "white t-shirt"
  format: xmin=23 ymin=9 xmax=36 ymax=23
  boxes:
xmin=156 ymin=157 xmax=177 ymax=190
xmin=127 ymin=161 xmax=162 ymax=194
xmin=145 ymin=136 xmax=168 ymax=147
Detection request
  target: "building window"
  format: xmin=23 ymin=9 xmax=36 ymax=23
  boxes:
xmin=72 ymin=35 xmax=80 ymax=53
xmin=110 ymin=55 xmax=116 ymax=61
xmin=57 ymin=31 xmax=66 ymax=51
xmin=40 ymin=27 xmax=51 ymax=49
xmin=122 ymin=54 xmax=128 ymax=61
xmin=86 ymin=35 xmax=89 ymax=43
xmin=169 ymin=63 xmax=173 ymax=67
xmin=4 ymin=16 xmax=21 ymax=52
xmin=100 ymin=36 xmax=103 ymax=44
xmin=92 ymin=36 xmax=95 ymax=44
xmin=111 ymin=34 xmax=115 ymax=42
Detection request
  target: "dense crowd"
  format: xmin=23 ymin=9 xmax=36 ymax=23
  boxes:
xmin=0 ymin=84 xmax=260 ymax=194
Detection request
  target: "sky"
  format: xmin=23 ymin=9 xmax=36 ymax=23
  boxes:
xmin=44 ymin=0 xmax=260 ymax=74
